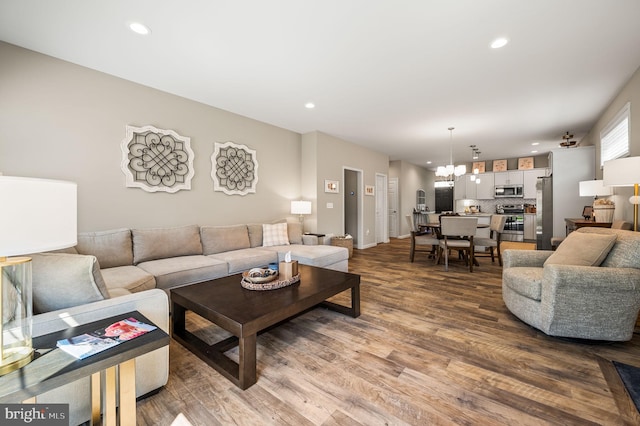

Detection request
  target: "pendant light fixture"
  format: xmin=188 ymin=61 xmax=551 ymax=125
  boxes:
xmin=436 ymin=127 xmax=466 ymax=181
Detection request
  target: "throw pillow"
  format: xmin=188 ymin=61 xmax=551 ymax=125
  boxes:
xmin=544 ymin=232 xmax=617 ymax=267
xmin=262 ymin=223 xmax=290 ymax=247
xmin=77 ymin=228 xmax=133 ymax=268
xmin=30 ymin=253 xmax=110 ymax=314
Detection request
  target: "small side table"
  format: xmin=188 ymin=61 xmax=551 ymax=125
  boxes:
xmin=565 ymin=218 xmax=612 ymax=236
xmin=0 ymin=311 xmax=169 ymax=426
xmin=331 ymin=236 xmax=353 ymax=258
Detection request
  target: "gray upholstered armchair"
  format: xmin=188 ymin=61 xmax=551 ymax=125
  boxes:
xmin=502 ymin=227 xmax=640 ymax=341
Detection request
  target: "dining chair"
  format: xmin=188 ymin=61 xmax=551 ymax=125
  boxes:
xmin=474 ymin=214 xmax=507 ymax=266
xmin=405 ymin=214 xmax=440 ymax=262
xmin=437 ymin=216 xmax=478 ymax=272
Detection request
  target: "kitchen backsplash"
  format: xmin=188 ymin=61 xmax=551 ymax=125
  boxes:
xmin=455 ymin=198 xmax=536 ymax=214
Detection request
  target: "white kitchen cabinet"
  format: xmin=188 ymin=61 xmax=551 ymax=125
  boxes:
xmin=494 ymin=171 xmax=523 ymax=185
xmin=523 ymin=169 xmax=546 ymax=199
xmin=454 ymin=175 xmax=477 ymax=200
xmin=475 ymin=172 xmax=494 ymax=199
xmin=524 ymin=213 xmax=536 ymax=240
xmin=464 ymin=176 xmax=477 ymax=199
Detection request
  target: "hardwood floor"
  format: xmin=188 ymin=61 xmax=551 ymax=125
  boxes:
xmin=136 ymin=238 xmax=640 ymax=425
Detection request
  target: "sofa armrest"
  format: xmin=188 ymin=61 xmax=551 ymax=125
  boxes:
xmin=33 ymin=288 xmax=169 ymax=336
xmin=543 ymin=265 xmax=640 ymax=293
xmin=503 ymin=249 xmax=553 ymax=268
xmin=302 ymin=235 xmax=319 ymax=245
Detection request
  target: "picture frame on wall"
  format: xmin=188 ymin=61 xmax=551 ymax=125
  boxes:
xmin=365 ymin=185 xmax=375 ymax=196
xmin=492 ymin=159 xmax=507 ymax=172
xmin=325 ymin=179 xmax=339 ymax=193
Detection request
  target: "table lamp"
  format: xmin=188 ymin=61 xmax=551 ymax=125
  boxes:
xmin=290 ymin=200 xmax=312 ymax=227
xmin=603 ymin=156 xmax=640 ymax=231
xmin=579 ymin=180 xmax=613 ymax=221
xmin=1 ymin=176 xmax=77 ymax=375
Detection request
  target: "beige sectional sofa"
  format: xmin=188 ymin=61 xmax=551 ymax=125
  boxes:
xmin=29 ymin=220 xmax=348 ymax=425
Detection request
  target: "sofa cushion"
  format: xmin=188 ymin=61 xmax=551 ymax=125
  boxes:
xmin=101 ymin=265 xmax=156 ymax=294
xmin=136 ymin=255 xmax=227 ymax=290
xmin=263 ymin=244 xmax=348 ymax=268
xmin=247 ymin=223 xmax=263 ymax=247
xmin=262 ymin=223 xmax=290 ymax=247
xmin=76 ymin=228 xmax=133 ymax=268
xmin=208 ymin=248 xmax=278 ymax=274
xmin=288 ymin=222 xmax=303 ymax=245
xmin=132 ymin=225 xmax=202 ymax=264
xmin=30 ymin=253 xmax=110 ymax=314
xmin=544 ymin=232 xmax=617 ymax=267
xmin=201 ymin=225 xmax=250 ymax=255
xmin=503 ymin=267 xmax=544 ymax=301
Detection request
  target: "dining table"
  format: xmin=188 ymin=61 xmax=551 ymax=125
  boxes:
xmin=418 ymin=221 xmax=490 ymax=267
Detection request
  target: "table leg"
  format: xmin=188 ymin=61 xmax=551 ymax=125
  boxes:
xmin=104 ymin=366 xmax=117 ymax=426
xmin=90 ymin=372 xmax=101 ymax=425
xmin=118 ymin=359 xmax=136 ymax=426
xmin=238 ymin=334 xmax=257 ymax=390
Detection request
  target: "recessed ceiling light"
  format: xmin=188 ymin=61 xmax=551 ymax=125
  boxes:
xmin=490 ymin=37 xmax=509 ymax=49
xmin=426 ymin=161 xmax=432 ymax=164
xmin=531 ymin=142 xmax=540 ymax=146
xmin=129 ymin=22 xmax=151 ymax=35
xmin=531 ymin=150 xmax=538 ymax=153
xmin=305 ymin=102 xmax=315 ymax=109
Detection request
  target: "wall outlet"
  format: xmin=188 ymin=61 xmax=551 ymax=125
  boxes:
xmin=326 ymin=202 xmax=333 ymax=208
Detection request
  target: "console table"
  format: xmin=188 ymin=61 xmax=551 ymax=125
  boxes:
xmin=565 ymin=218 xmax=612 ymax=235
xmin=0 ymin=311 xmax=169 ymax=426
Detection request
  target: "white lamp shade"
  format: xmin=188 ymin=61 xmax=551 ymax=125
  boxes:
xmin=603 ymin=157 xmax=640 ymax=187
xmin=0 ymin=176 xmax=77 ymax=256
xmin=290 ymin=200 xmax=312 ymax=215
xmin=579 ymin=180 xmax=613 ymax=196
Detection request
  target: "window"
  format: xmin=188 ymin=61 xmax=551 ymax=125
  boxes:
xmin=600 ymin=102 xmax=630 ymax=167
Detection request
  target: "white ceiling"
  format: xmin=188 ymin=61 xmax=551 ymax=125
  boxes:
xmin=2 ymin=0 xmax=640 ymax=169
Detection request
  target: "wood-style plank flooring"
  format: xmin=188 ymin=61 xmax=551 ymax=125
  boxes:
xmin=136 ymin=239 xmax=640 ymax=425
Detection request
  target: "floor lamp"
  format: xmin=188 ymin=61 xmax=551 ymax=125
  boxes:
xmin=603 ymin=156 xmax=640 ymax=231
xmin=0 ymin=176 xmax=77 ymax=375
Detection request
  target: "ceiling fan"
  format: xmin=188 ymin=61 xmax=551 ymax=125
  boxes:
xmin=559 ymin=131 xmax=577 ymax=148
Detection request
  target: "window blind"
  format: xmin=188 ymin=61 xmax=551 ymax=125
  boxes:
xmin=600 ymin=102 xmax=630 ymax=167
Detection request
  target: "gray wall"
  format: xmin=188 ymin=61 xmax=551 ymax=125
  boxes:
xmin=582 ymin=64 xmax=640 ymax=224
xmin=0 ymin=42 xmax=390 ymax=242
xmin=302 ymin=131 xmax=389 ymax=248
xmin=0 ymin=41 xmax=301 ymax=231
xmin=389 ymin=160 xmax=435 ymax=237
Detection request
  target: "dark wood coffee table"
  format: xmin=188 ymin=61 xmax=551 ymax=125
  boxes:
xmin=171 ymin=264 xmax=360 ymax=389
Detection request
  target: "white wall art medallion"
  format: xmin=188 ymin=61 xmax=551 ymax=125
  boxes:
xmin=211 ymin=141 xmax=259 ymax=196
xmin=120 ymin=125 xmax=194 ymax=193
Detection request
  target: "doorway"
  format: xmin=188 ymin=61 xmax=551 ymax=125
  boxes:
xmin=375 ymin=173 xmax=388 ymax=243
xmin=344 ymin=168 xmax=362 ymax=247
xmin=388 ymin=177 xmax=398 ymax=237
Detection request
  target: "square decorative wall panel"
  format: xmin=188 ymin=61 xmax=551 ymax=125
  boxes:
xmin=121 ymin=125 xmax=194 ymax=193
xmin=211 ymin=141 xmax=258 ymax=196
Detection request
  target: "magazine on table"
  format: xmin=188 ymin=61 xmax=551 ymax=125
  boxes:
xmin=56 ymin=317 xmax=157 ymax=360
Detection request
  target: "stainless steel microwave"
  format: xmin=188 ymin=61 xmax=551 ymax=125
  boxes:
xmin=494 ymin=185 xmax=523 ymax=198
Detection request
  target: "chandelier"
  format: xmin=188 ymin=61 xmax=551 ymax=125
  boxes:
xmin=435 ymin=127 xmax=466 ymax=180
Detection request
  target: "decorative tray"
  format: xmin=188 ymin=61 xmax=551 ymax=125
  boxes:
xmin=242 ymin=268 xmax=279 ymax=284
xmin=241 ymin=272 xmax=301 ymax=291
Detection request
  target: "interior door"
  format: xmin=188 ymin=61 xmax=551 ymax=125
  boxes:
xmin=375 ymin=173 xmax=388 ymax=243
xmin=388 ymin=178 xmax=398 ymax=237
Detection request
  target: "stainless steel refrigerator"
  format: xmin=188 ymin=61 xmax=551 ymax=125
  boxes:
xmin=536 ymin=176 xmax=553 ymax=250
